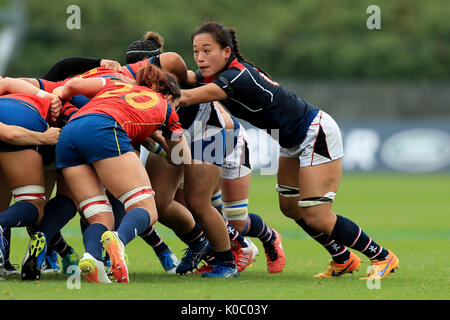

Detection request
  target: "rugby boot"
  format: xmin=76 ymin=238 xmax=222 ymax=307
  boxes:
xmin=157 ymin=248 xmax=180 ymax=274
xmin=41 ymin=249 xmax=61 ymax=273
xmin=232 ymin=237 xmax=259 ymax=273
xmin=176 ymin=236 xmax=211 ymax=274
xmin=360 ymin=250 xmax=399 ymax=280
xmin=101 ymin=231 xmax=129 ymax=283
xmin=78 ymin=252 xmax=112 ymax=283
xmin=202 ymin=260 xmax=238 ymax=278
xmin=22 ymin=232 xmax=47 ymax=280
xmin=263 ymin=229 xmax=286 ymax=273
xmin=61 ymin=246 xmax=80 ymax=275
xmin=314 ymin=252 xmax=361 ymax=278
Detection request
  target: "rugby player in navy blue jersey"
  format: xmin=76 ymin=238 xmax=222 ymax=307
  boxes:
xmin=179 ymin=21 xmax=399 ymax=280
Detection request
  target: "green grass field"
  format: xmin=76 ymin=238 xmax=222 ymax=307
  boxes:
xmin=1 ymin=173 xmax=449 ymax=300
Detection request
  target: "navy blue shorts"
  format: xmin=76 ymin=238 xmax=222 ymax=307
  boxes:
xmin=0 ymin=98 xmax=48 ymax=152
xmin=56 ymin=113 xmax=135 ymax=169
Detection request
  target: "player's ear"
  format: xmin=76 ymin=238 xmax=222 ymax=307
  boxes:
xmin=223 ymin=46 xmax=232 ymax=60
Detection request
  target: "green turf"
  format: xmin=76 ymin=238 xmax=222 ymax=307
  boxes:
xmin=1 ymin=173 xmax=449 ymax=300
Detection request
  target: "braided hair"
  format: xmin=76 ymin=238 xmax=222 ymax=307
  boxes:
xmin=126 ymin=31 xmax=164 ymax=64
xmin=191 ymin=21 xmax=270 ymax=77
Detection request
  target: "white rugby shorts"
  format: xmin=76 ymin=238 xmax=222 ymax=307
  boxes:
xmin=279 ymin=110 xmax=344 ymax=167
xmin=221 ymin=125 xmax=252 ymax=179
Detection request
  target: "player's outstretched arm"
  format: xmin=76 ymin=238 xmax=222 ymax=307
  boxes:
xmin=0 ymin=122 xmax=61 ymax=146
xmin=58 ymin=77 xmax=104 ymax=100
xmin=179 ymin=83 xmax=227 ymax=107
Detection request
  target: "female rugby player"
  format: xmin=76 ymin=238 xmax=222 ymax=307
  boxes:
xmin=178 ymin=21 xmax=399 ymax=280
xmin=55 ymin=64 xmax=189 ymax=283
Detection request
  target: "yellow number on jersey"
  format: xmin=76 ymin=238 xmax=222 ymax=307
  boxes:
xmin=125 ymin=91 xmax=160 ymax=110
xmin=96 ymin=82 xmax=133 ymax=99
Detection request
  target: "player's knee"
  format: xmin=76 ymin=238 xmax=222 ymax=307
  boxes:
xmin=299 ymin=205 xmax=336 ymax=234
xmin=300 ymin=212 xmax=330 ymax=234
xmin=184 ymin=195 xmax=209 ymax=216
xmin=276 ymin=184 xmax=301 ymax=219
xmin=279 ymin=204 xmax=300 ymax=220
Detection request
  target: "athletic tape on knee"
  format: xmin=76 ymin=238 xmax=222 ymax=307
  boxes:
xmin=119 ymin=186 xmax=155 ymax=210
xmin=11 ymin=185 xmax=46 ymax=203
xmin=211 ymin=190 xmax=223 ymax=210
xmin=222 ymin=199 xmax=249 ymax=221
xmin=275 ymin=184 xmax=300 ymax=198
xmin=79 ymin=195 xmax=112 ymax=220
xmin=298 ymin=192 xmax=336 ymax=208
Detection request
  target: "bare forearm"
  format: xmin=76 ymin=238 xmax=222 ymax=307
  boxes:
xmin=0 ymin=77 xmax=41 ymax=96
xmin=0 ymin=125 xmax=45 ymax=145
xmin=0 ymin=123 xmax=60 ymax=146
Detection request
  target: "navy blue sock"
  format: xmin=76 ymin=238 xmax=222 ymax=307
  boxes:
xmin=108 ymin=194 xmax=126 ymax=230
xmin=49 ymin=232 xmax=72 ymax=258
xmin=296 ymin=218 xmax=350 ymax=264
xmin=83 ymin=223 xmax=107 ymax=260
xmin=117 ymin=208 xmax=151 ymax=246
xmin=225 ymin=219 xmax=248 ymax=247
xmin=214 ymin=249 xmax=234 ymax=265
xmin=244 ymin=213 xmax=276 ymax=244
xmin=331 ymin=215 xmax=388 ymax=261
xmin=4 ymin=227 xmax=11 ymax=261
xmin=0 ymin=201 xmax=39 ymax=228
xmin=38 ymin=195 xmax=76 ymax=243
xmin=176 ymin=223 xmax=205 ymax=246
xmin=140 ymin=226 xmax=169 ymax=254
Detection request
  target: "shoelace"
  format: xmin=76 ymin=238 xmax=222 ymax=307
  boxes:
xmin=181 ymin=241 xmax=209 ymax=267
xmin=0 ymin=227 xmax=8 ymax=249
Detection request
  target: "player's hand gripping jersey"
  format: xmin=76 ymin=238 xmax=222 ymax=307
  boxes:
xmin=71 ymin=79 xmax=182 ymax=143
xmin=38 ymin=67 xmax=129 ymax=93
xmin=37 ymin=67 xmax=137 ymax=125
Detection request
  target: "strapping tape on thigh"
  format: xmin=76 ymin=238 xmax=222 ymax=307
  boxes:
xmin=222 ymin=199 xmax=249 ymax=220
xmin=275 ymin=184 xmax=300 ymax=198
xmin=79 ymin=195 xmax=112 ymax=219
xmin=298 ymin=192 xmax=336 ymax=207
xmin=119 ymin=186 xmax=155 ymax=210
xmin=11 ymin=185 xmax=46 ymax=203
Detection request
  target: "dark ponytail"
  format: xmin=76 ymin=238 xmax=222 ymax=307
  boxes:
xmin=192 ymin=21 xmax=270 ymax=77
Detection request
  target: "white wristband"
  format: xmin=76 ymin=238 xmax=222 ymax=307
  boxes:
xmin=36 ymin=89 xmax=47 ymax=98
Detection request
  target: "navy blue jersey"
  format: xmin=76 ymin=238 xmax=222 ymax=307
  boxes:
xmin=196 ymin=58 xmax=319 ymax=148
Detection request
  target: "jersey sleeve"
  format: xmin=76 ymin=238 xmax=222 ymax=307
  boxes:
xmin=212 ymin=68 xmax=242 ymax=98
xmin=58 ymin=101 xmax=80 ymax=127
xmin=42 ymin=56 xmax=102 ymax=81
xmin=37 ymin=79 xmax=65 ymax=93
xmin=160 ymin=104 xmax=183 ymax=140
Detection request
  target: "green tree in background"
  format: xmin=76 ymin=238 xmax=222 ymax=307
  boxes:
xmin=2 ymin=0 xmax=449 ymax=79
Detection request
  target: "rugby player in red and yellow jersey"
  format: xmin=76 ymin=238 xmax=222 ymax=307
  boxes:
xmin=55 ymin=64 xmax=189 ymax=284
xmin=0 ymin=77 xmax=63 ymax=280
